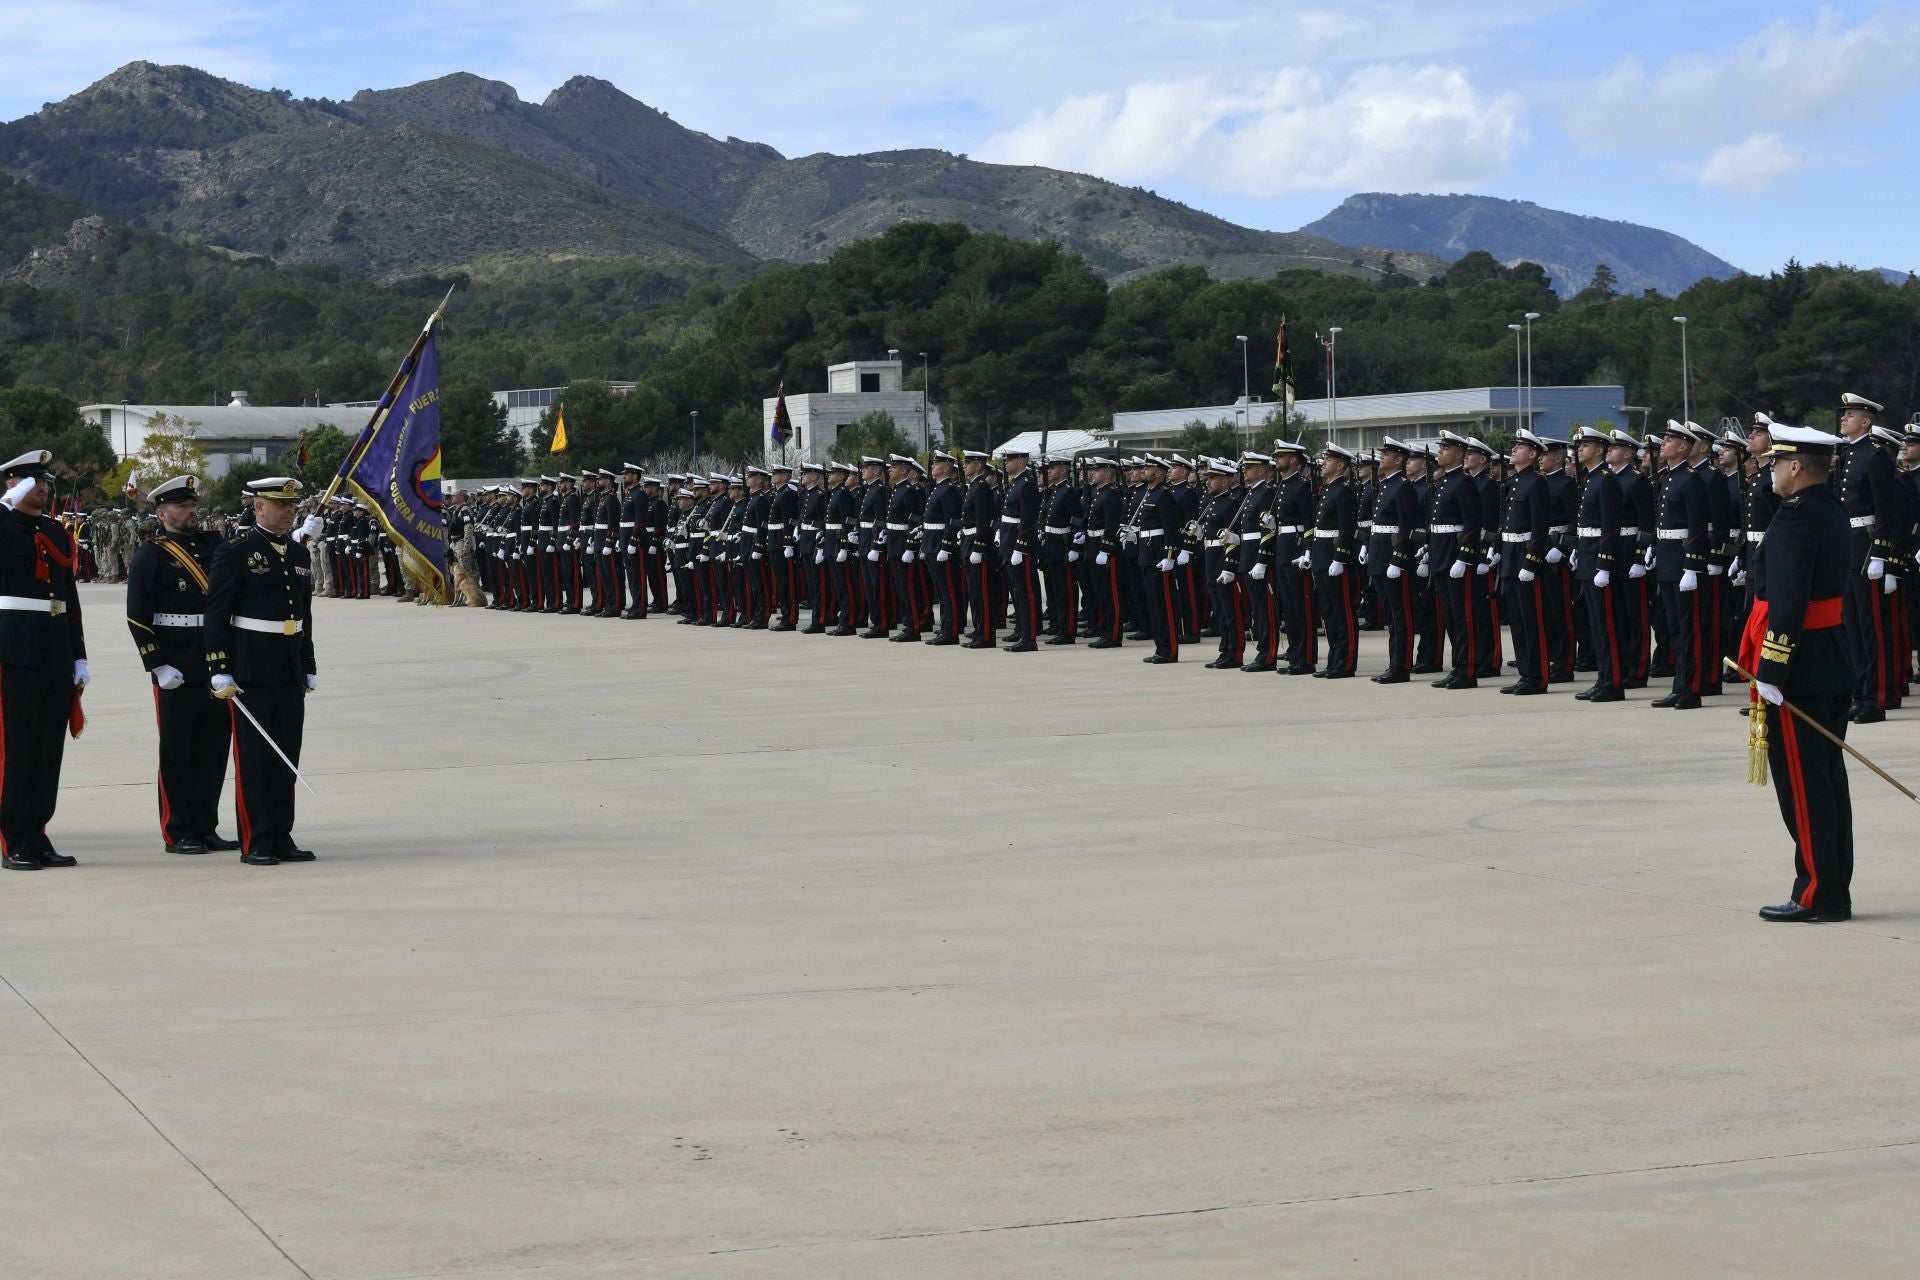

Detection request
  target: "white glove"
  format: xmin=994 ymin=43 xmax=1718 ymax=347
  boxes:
xmin=72 ymin=659 xmax=89 ymax=689
xmin=1416 ymin=561 xmax=1430 ymax=578
xmin=2 ymin=476 xmax=35 ymax=507
xmin=1518 ymin=567 xmax=1535 ymax=583
xmin=1067 ymin=550 xmax=1079 ymax=563
xmin=1095 ymin=551 xmax=1109 ymax=566
xmin=1010 ymin=550 xmax=1025 ymax=566
xmin=1250 ymin=562 xmax=1268 ymax=581
xmin=152 ymin=663 xmax=184 ymax=690
xmin=625 ymin=542 xmax=636 ymax=554
xmin=814 ymin=550 xmax=825 ymax=565
xmin=211 ymin=675 xmax=239 ymax=699
xmin=1328 ymin=560 xmax=1345 ymax=577
xmin=1176 ymin=550 xmax=1191 ymax=566
xmin=1358 ymin=546 xmax=1369 ymax=566
xmin=1885 ymin=574 xmax=1900 ymax=596
xmin=1224 ymin=531 xmax=1242 ymax=546
xmin=294 ymin=515 xmax=325 ymax=543
xmin=902 ymin=549 xmax=915 ymax=564
xmin=697 ymin=554 xmax=710 ymax=563
xmin=1449 ymin=560 xmax=1468 ymax=580
xmin=511 ymin=552 xmax=521 ymax=561
xmin=304 ymin=674 xmax=317 ymax=692
xmin=1387 ymin=563 xmax=1402 ymax=580
xmin=1476 ymin=560 xmax=1491 ymax=575
xmin=1594 ymin=569 xmax=1611 ymax=589
xmin=1732 ymin=570 xmax=1746 ymax=587
xmin=969 ymin=551 xmax=983 ymax=565
xmin=835 ymin=550 xmax=848 ymax=564
xmin=1628 ymin=562 xmax=1647 ymax=579
xmin=1707 ymin=563 xmax=1722 ymax=577
xmin=1679 ymin=569 xmax=1699 ymax=592
xmin=937 ymin=550 xmax=951 ymax=563
xmin=1417 ymin=545 xmax=1430 ymax=563
xmin=1754 ymin=681 xmax=1784 ymax=706
xmin=1489 ymin=551 xmax=1501 ymax=568
xmin=783 ymin=546 xmax=794 ymax=559
xmin=1072 ymin=531 xmax=1086 ymax=545
xmin=751 ymin=550 xmax=763 ymax=561
xmin=603 ymin=546 xmax=614 ymax=556
xmin=866 ymin=549 xmax=881 ymax=562
xmin=1546 ymin=546 xmax=1564 ymax=565
xmin=1216 ymin=570 xmax=1234 ymax=585
xmin=1868 ymin=557 xmax=1886 ymax=580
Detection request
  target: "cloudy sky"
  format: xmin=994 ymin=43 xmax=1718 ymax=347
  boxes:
xmin=2 ymin=1 xmax=1914 ymax=276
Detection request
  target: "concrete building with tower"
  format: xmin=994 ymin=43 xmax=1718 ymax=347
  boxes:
xmin=761 ymin=360 xmax=941 ymax=465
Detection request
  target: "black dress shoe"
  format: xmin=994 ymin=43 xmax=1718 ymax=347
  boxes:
xmin=276 ymin=847 xmax=316 ymax=863
xmin=927 ymin=635 xmax=960 ymax=646
xmin=241 ymin=851 xmax=280 ymax=866
xmin=1574 ymin=687 xmax=1596 ymax=700
xmin=1650 ymin=693 xmax=1681 ymax=708
xmin=1508 ymin=683 xmax=1546 ymax=696
xmin=203 ymin=834 xmax=240 ymax=851
xmin=1178 ymin=634 xmax=1200 ymax=645
xmin=1323 ymin=670 xmax=1354 ymax=680
xmin=1548 ymin=671 xmax=1575 ymax=684
xmin=1622 ymin=678 xmax=1648 ymax=690
xmin=36 ymin=846 xmax=76 ymax=867
xmin=1671 ymin=695 xmax=1701 ymax=709
xmin=1759 ymin=902 xmax=1850 ymax=922
xmin=1005 ymin=640 xmax=1037 ymax=653
xmin=1374 ymin=672 xmax=1410 ymax=684
xmin=1142 ymin=654 xmax=1175 ymax=664
xmin=1499 ymin=682 xmax=1522 ymax=694
xmin=771 ymin=623 xmax=797 ymax=632
xmin=1852 ymin=709 xmax=1887 ymax=724
xmin=1204 ymin=657 xmax=1235 ymax=669
xmin=830 ymin=626 xmax=857 ymax=637
xmin=1311 ymin=670 xmax=1327 ymax=677
xmin=1242 ymin=661 xmax=1276 ymax=673
xmin=1126 ymin=631 xmax=1151 ymax=642
xmin=1044 ymin=636 xmax=1075 ymax=645
xmin=3 ymin=851 xmax=44 ymax=870
xmin=166 ymin=838 xmax=210 ymax=855
xmin=1586 ymin=688 xmax=1626 ymax=702
xmin=964 ymin=638 xmax=996 ymax=649
xmin=1648 ymin=664 xmax=1674 ymax=679
xmin=1445 ymin=678 xmax=1478 ymax=689
xmin=748 ymin=621 xmax=768 ymax=631
xmin=1430 ymin=675 xmax=1456 ymax=687
xmin=1410 ymin=664 xmax=1442 ymax=675
xmin=1088 ymin=638 xmax=1121 ymax=649
xmin=1283 ymin=665 xmax=1317 ymax=675
xmin=802 ymin=625 xmax=827 ymax=634
xmin=888 ymin=631 xmax=921 ymax=642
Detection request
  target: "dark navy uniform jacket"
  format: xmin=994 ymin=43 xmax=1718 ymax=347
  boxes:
xmin=1757 ymin=484 xmax=1854 ymax=698
xmin=126 ymin=530 xmax=222 ymax=682
xmin=205 ymin=525 xmax=313 ymax=688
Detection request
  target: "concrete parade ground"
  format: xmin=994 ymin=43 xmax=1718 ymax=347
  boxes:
xmin=8 ymin=581 xmax=1920 ymax=1279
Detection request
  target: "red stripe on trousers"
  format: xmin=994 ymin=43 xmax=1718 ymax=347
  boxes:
xmin=1778 ymin=709 xmax=1817 ymax=907
xmin=227 ymin=703 xmax=253 ymax=854
xmin=153 ymin=686 xmax=173 ymax=840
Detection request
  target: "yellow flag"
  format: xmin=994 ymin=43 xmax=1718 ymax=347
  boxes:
xmin=550 ymin=407 xmax=569 ymax=454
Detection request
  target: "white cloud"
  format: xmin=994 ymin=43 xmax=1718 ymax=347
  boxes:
xmin=1698 ymin=133 xmax=1804 ymax=190
xmin=978 ymin=65 xmax=1521 ymax=195
xmin=1565 ymin=9 xmax=1920 ymax=153
xmin=0 ymin=1 xmax=283 ymax=112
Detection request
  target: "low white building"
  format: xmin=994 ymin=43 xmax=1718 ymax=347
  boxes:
xmin=81 ymin=392 xmax=351 ymax=478
xmin=329 ymin=382 xmax=639 ymax=447
xmin=760 ymin=361 xmax=940 ymax=465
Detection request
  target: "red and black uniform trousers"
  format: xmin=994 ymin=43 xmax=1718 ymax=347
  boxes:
xmin=152 ymin=673 xmax=230 ymax=847
xmin=0 ymin=514 xmax=85 ymax=863
xmin=1313 ymin=554 xmax=1359 ymax=676
xmin=1747 ymin=596 xmax=1853 ymax=913
xmin=963 ymin=543 xmax=997 ymax=644
xmin=1086 ymin=543 xmax=1124 ymax=646
xmin=1370 ymin=560 xmax=1416 ymax=678
xmin=1430 ymin=540 xmax=1481 ymax=683
xmin=1847 ymin=558 xmax=1901 ymax=716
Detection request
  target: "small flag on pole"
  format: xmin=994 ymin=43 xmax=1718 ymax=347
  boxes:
xmin=770 ymin=383 xmax=793 ymax=446
xmin=296 ymin=432 xmax=311 ymax=468
xmin=124 ymin=469 xmax=140 ymax=500
xmin=1271 ymin=317 xmax=1295 ymax=415
xmin=550 ymin=406 xmax=569 ymax=454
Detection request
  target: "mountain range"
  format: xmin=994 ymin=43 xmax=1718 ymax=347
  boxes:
xmin=0 ymin=61 xmax=1836 ymax=299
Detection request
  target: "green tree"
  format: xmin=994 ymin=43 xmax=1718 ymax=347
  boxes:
xmin=440 ymin=378 xmax=524 ymax=476
xmin=828 ymin=410 xmax=912 ymax=463
xmin=1178 ymin=421 xmax=1240 ymax=458
xmin=205 ymin=457 xmax=277 ymax=513
xmin=293 ymin=422 xmax=352 ymax=489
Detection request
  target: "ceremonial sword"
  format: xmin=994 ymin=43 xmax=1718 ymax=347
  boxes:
xmin=229 ymin=692 xmax=319 ymax=797
xmin=1724 ymin=656 xmax=1918 ymax=803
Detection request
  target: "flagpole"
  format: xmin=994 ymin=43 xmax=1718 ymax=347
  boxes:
xmin=321 ymin=284 xmax=456 ymax=506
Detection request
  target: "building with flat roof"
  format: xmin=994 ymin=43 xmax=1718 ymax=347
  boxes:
xmin=1102 ymin=385 xmax=1632 ymax=454
xmin=81 ymin=392 xmax=351 ymax=478
xmin=760 ymin=361 xmax=941 ymax=465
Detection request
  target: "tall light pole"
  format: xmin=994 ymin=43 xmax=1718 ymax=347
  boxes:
xmin=1235 ymin=334 xmax=1250 ymax=450
xmin=1672 ymin=315 xmax=1690 ymax=426
xmin=1326 ymin=327 xmax=1343 ymax=449
xmin=919 ymin=351 xmax=930 ymax=449
xmin=690 ymin=409 xmax=699 ymax=464
xmin=1507 ymin=324 xmax=1523 ymax=435
xmin=119 ymin=397 xmax=129 ymax=460
xmin=1523 ymin=311 xmax=1541 ymax=439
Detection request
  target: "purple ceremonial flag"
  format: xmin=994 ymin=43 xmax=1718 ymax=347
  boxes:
xmin=337 ymin=322 xmax=448 ymax=603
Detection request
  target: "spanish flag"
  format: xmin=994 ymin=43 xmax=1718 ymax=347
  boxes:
xmin=550 ymin=406 xmax=569 ymax=454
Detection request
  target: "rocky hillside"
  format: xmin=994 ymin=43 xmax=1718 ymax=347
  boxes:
xmin=1 ymin=62 xmax=1432 ymax=284
xmin=1301 ymin=193 xmax=1742 ymax=297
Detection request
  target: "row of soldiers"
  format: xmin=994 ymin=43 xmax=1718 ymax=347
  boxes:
xmin=436 ymin=392 xmax=1917 ymax=719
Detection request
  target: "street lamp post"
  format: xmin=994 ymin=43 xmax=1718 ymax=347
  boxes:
xmin=919 ymin=352 xmax=930 ymax=450
xmin=1523 ymin=311 xmax=1541 ymax=438
xmin=1236 ymin=334 xmax=1250 ymax=451
xmin=1672 ymin=316 xmax=1690 ymax=426
xmin=119 ymin=397 xmax=129 ymax=461
xmin=690 ymin=410 xmax=699 ymax=465
xmin=1326 ymin=327 xmax=1343 ymax=449
xmin=1507 ymin=324 xmax=1523 ymax=435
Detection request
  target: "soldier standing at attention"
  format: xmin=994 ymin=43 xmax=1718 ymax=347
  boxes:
xmin=125 ymin=475 xmax=239 ymax=855
xmin=997 ymin=448 xmax=1041 ymax=653
xmin=0 ymin=450 xmax=88 ymax=870
xmin=1834 ymin=393 xmax=1900 ymax=723
xmin=1234 ymin=452 xmax=1278 ymax=672
xmin=1200 ymin=459 xmax=1245 ymax=668
xmin=1367 ymin=438 xmax=1419 ymax=684
xmin=1749 ymin=425 xmax=1856 ymax=922
xmin=1651 ymin=422 xmax=1711 ymax=709
xmin=205 ymin=477 xmax=319 ymax=866
xmin=1133 ymin=457 xmax=1180 ymax=664
xmin=1309 ymin=444 xmax=1360 ymax=679
xmin=1498 ymin=430 xmax=1554 ymax=696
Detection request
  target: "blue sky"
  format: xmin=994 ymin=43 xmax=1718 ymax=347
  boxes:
xmin=3 ymin=1 xmax=1916 ymax=275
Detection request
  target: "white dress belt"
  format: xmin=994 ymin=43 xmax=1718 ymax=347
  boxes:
xmin=1044 ymin=524 xmax=1071 ymax=535
xmin=1850 ymin=515 xmax=1877 ymax=528
xmin=766 ymin=522 xmax=786 ymax=530
xmin=961 ymin=526 xmax=978 ymax=535
xmin=1371 ymin=524 xmax=1400 ymax=534
xmin=742 ymin=526 xmax=761 ymax=534
xmin=922 ymin=521 xmax=947 ymax=530
xmin=233 ymin=616 xmax=303 ymax=635
xmin=1577 ymin=527 xmax=1607 ymax=538
xmin=0 ymin=595 xmax=66 ymax=615
xmin=1501 ymin=531 xmax=1531 ymax=542
xmin=153 ymin=612 xmax=204 ymax=627
xmin=1138 ymin=528 xmax=1166 ymax=537
xmin=1272 ymin=524 xmax=1303 ymax=534
xmin=1548 ymin=524 xmax=1571 ymax=534
xmin=1656 ymin=528 xmax=1689 ymax=540
xmin=1430 ymin=523 xmax=1465 ymax=534
xmin=886 ymin=522 xmax=913 ymax=530
xmin=1313 ymin=529 xmax=1339 ymax=538
xmin=1745 ymin=530 xmax=1765 ymax=542
xmin=825 ymin=523 xmax=845 ymax=530
xmin=1000 ymin=515 xmax=1023 ymax=523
